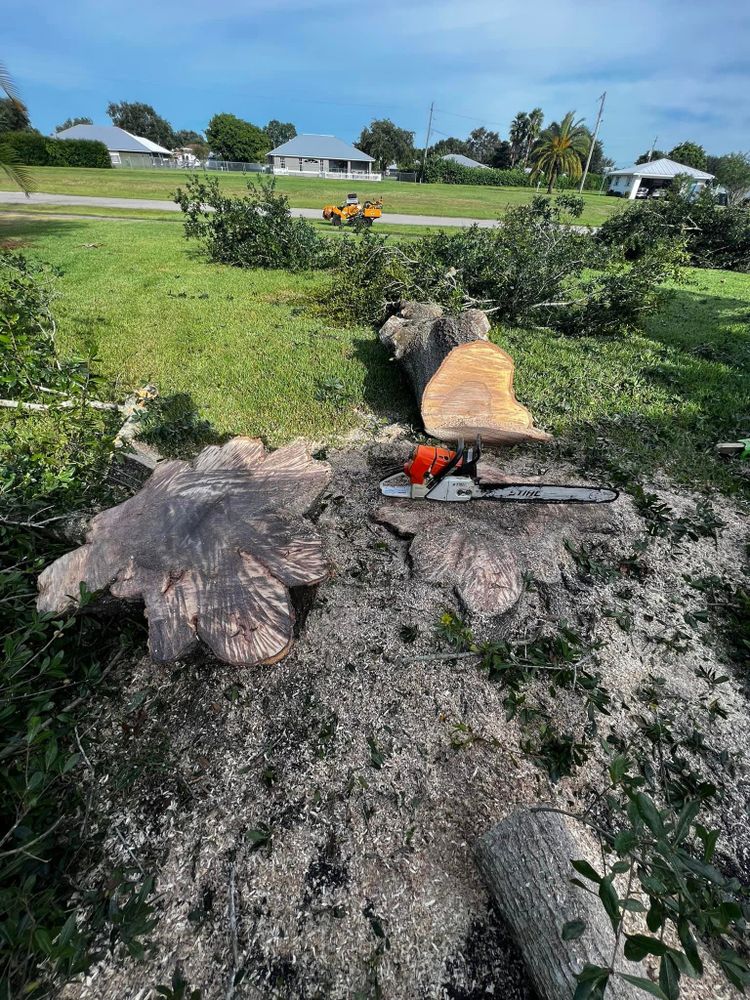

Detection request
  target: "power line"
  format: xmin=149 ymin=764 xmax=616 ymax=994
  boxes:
xmin=579 ymin=91 xmax=606 ymax=192
xmin=435 ymin=107 xmax=506 ymax=128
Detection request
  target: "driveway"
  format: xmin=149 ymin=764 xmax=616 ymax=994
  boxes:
xmin=0 ymin=190 xmax=502 ymax=228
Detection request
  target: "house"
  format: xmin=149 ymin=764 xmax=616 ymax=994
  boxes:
xmin=440 ymin=153 xmax=489 ymax=169
xmin=267 ymin=134 xmax=379 ymax=180
xmin=54 ymin=124 xmax=173 ymax=167
xmin=604 ymin=157 xmax=714 ymax=199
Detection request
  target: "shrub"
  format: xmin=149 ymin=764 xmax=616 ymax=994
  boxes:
xmin=597 ymin=187 xmax=750 ymax=272
xmin=174 ymin=174 xmax=331 ymax=270
xmin=423 ymin=157 xmax=530 ymax=187
xmin=1 ymin=251 xmax=155 ymax=997
xmin=0 ymin=132 xmax=111 ymax=168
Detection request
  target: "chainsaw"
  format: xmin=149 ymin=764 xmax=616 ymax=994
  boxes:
xmin=379 ymin=439 xmax=618 ymax=504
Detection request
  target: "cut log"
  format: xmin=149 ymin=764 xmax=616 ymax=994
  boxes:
xmin=37 ymin=437 xmax=331 ymax=667
xmin=475 ymin=809 xmax=641 ymax=1000
xmin=379 ymin=302 xmax=550 ymax=446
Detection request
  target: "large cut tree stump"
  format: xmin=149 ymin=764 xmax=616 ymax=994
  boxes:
xmin=379 ymin=302 xmax=550 ymax=445
xmin=37 ymin=438 xmax=331 ymax=666
xmin=374 ymin=457 xmax=620 ymax=616
xmin=476 ymin=809 xmax=641 ymax=1000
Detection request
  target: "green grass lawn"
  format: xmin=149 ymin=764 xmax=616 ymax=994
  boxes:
xmin=5 ymin=166 xmax=622 ymax=226
xmin=2 ymin=215 xmax=748 ymax=493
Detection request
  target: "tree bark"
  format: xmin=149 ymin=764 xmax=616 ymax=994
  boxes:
xmin=37 ymin=437 xmax=331 ymax=667
xmin=379 ymin=302 xmax=550 ymax=446
xmin=475 ymin=808 xmax=641 ymax=1000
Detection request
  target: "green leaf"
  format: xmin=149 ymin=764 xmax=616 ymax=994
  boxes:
xmin=672 ymin=798 xmax=701 ymax=844
xmin=634 ymin=792 xmax=664 ymax=836
xmin=571 ymin=859 xmax=602 ymax=884
xmin=718 ymin=949 xmax=750 ymax=989
xmin=574 ymin=964 xmax=610 ymax=1000
xmin=562 ymin=919 xmax=586 ymax=941
xmin=624 ymin=934 xmax=668 ymax=961
xmin=609 ymin=754 xmax=629 ymax=784
xmin=676 ymin=920 xmax=702 ymax=976
xmin=611 ymin=860 xmax=630 ymax=874
xmin=598 ymin=875 xmax=620 ymax=930
xmin=658 ymin=953 xmax=680 ymax=1000
xmin=618 ymin=973 xmax=669 ymax=999
xmin=614 ymin=829 xmax=638 ymax=854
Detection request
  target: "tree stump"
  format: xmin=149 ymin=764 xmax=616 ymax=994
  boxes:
xmin=475 ymin=809 xmax=641 ymax=1000
xmin=374 ymin=459 xmax=619 ymax=616
xmin=37 ymin=437 xmax=331 ymax=667
xmin=379 ymin=302 xmax=550 ymax=445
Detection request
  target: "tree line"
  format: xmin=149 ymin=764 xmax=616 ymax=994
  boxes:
xmin=1 ymin=90 xmax=748 ymax=199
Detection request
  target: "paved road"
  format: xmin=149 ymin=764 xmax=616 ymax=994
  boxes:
xmin=0 ymin=190 xmax=502 ymax=228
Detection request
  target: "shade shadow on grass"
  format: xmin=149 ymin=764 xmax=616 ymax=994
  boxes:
xmin=352 ymin=334 xmax=418 ymax=429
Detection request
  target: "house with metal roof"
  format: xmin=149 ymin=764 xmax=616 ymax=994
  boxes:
xmin=605 ymin=157 xmax=714 ymax=200
xmin=267 ymin=134 xmax=380 ymax=180
xmin=440 ymin=153 xmax=489 ymax=169
xmin=54 ymin=124 xmax=173 ymax=167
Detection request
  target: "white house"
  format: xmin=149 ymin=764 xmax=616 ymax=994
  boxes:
xmin=440 ymin=153 xmax=489 ymax=169
xmin=605 ymin=157 xmax=714 ymax=199
xmin=54 ymin=124 xmax=173 ymax=167
xmin=267 ymin=134 xmax=379 ymax=180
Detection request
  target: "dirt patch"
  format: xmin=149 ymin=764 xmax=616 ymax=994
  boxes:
xmin=62 ymin=444 xmax=748 ymax=999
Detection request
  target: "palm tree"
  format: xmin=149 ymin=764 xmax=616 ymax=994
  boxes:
xmin=508 ymin=112 xmax=529 ymax=167
xmin=0 ymin=63 xmax=32 ymax=193
xmin=524 ymin=107 xmax=544 ymax=166
xmin=530 ymin=112 xmax=589 ymax=193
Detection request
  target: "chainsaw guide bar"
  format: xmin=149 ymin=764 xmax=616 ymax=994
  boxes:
xmin=379 ymin=440 xmax=618 ymax=505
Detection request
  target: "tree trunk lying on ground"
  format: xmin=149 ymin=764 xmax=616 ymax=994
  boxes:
xmin=37 ymin=437 xmax=331 ymax=666
xmin=379 ymin=302 xmax=550 ymax=446
xmin=475 ymin=808 xmax=641 ymax=1000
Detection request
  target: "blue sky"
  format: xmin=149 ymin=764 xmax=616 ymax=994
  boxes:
xmin=5 ymin=0 xmax=749 ymax=165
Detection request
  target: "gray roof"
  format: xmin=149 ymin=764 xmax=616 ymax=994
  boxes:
xmin=54 ymin=124 xmax=172 ymax=155
xmin=267 ymin=134 xmax=374 ymax=162
xmin=441 ymin=153 xmax=489 ymax=169
xmin=605 ymin=157 xmax=714 ymax=181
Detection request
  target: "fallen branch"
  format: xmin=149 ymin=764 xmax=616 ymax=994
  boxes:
xmin=0 ymin=397 xmax=121 ymax=412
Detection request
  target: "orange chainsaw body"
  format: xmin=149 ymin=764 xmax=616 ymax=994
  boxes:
xmin=404 ymin=445 xmax=462 ymax=485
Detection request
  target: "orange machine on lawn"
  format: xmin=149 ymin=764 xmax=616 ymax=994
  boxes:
xmin=322 ymin=193 xmax=383 ymax=227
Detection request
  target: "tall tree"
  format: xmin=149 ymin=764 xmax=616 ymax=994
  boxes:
xmin=508 ymin=112 xmax=530 ymax=166
xmin=465 ymin=127 xmax=502 ymax=164
xmin=524 ymin=108 xmax=544 ymax=165
xmin=635 ymin=149 xmax=666 ymax=164
xmin=0 ymin=63 xmax=32 ymax=191
xmin=668 ymin=141 xmax=708 ymax=170
xmin=711 ymin=152 xmax=750 ymax=206
xmin=55 ymin=116 xmax=92 ymax=132
xmin=431 ymin=137 xmax=471 ymax=157
xmin=489 ymin=140 xmax=513 ymax=169
xmin=205 ymin=113 xmax=269 ymax=162
xmin=265 ymin=120 xmax=297 ymax=148
xmin=530 ymin=112 xmax=589 ymax=193
xmin=357 ymin=119 xmax=415 ymax=170
xmin=107 ymin=101 xmax=175 ymax=148
xmin=0 ymin=95 xmax=30 ymax=134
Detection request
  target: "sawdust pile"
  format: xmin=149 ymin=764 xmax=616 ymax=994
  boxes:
xmin=63 ymin=445 xmax=749 ymax=1000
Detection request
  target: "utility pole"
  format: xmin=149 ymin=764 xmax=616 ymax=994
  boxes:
xmin=578 ymin=91 xmax=606 ymax=193
xmin=647 ymin=136 xmax=658 ymax=161
xmin=420 ymin=101 xmax=434 ymax=183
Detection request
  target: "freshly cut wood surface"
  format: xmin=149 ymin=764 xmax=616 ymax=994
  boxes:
xmin=421 ymin=340 xmax=551 ymax=445
xmin=37 ymin=437 xmax=331 ymax=667
xmin=379 ymin=302 xmax=549 ymax=446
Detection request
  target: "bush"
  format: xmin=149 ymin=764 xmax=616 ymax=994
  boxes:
xmin=423 ymin=157 xmax=530 ymax=187
xmin=0 ymin=132 xmax=111 ymax=169
xmin=1 ymin=251 xmax=155 ymax=997
xmin=174 ymin=174 xmax=332 ymax=270
xmin=326 ymin=195 xmax=686 ymax=335
xmin=597 ymin=187 xmax=750 ymax=272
